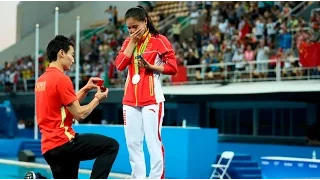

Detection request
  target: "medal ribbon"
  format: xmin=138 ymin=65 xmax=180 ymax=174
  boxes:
xmin=133 ymin=32 xmax=151 ymax=75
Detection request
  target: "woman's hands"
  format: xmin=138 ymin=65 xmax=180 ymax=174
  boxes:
xmin=130 ymin=26 xmax=145 ymax=44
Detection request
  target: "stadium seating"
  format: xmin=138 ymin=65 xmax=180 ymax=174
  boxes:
xmin=1 ymin=1 xmax=319 ymax=93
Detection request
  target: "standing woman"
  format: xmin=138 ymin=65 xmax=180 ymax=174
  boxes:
xmin=115 ymin=6 xmax=177 ymax=179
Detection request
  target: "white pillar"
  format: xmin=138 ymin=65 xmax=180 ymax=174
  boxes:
xmin=75 ymin=16 xmax=80 ymax=125
xmin=55 ymin=7 xmax=59 ymax=36
xmin=34 ymin=24 xmax=39 ymax=140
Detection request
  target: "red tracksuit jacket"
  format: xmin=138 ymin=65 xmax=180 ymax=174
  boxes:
xmin=115 ymin=34 xmax=177 ymax=107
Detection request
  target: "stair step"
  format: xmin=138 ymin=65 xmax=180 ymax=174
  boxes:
xmin=230 ymin=160 xmax=258 ymax=168
xmin=20 ymin=141 xmax=42 ymax=157
xmin=231 ymin=167 xmax=261 ymax=174
xmin=22 ymin=141 xmax=40 ymax=144
xmin=215 ymin=154 xmax=262 ymax=179
xmin=22 ymin=144 xmax=41 ymax=148
xmin=34 ymin=152 xmax=42 ymax=155
xmin=22 ymin=148 xmax=41 ymax=152
xmin=21 ymin=145 xmax=41 ymax=150
xmin=22 ymin=148 xmax=41 ymax=153
xmin=237 ymin=174 xmax=262 ymax=179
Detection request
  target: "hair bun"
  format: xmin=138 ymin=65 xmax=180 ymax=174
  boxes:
xmin=137 ymin=5 xmax=145 ymax=10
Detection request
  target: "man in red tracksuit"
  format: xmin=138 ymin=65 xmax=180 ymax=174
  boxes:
xmin=25 ymin=35 xmax=119 ymax=179
xmin=115 ymin=6 xmax=177 ymax=179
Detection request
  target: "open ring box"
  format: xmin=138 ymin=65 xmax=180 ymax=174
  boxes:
xmin=93 ymin=80 xmax=107 ymax=92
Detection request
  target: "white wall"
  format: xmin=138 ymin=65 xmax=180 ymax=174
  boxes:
xmin=16 ymin=1 xmax=85 ymax=41
xmin=1 ymin=1 xmax=137 ymax=64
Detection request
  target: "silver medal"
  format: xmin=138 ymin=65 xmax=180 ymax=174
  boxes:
xmin=132 ymin=74 xmax=141 ymax=85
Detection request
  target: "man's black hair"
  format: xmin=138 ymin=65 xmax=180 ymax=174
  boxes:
xmin=46 ymin=35 xmax=75 ymax=63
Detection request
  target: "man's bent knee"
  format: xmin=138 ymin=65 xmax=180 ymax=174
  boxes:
xmin=109 ymin=138 xmax=119 ymax=152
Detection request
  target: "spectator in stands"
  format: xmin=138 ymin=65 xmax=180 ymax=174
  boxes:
xmin=172 ymin=20 xmax=181 ymax=42
xmin=224 ymin=22 xmax=236 ymax=40
xmin=226 ymin=4 xmax=236 ymax=23
xmin=0 ymin=70 xmax=4 ymax=91
xmin=209 ymin=50 xmax=223 ymax=79
xmin=210 ymin=8 xmax=220 ymax=29
xmin=209 ymin=27 xmax=221 ymax=51
xmin=218 ymin=19 xmax=228 ymax=40
xmin=10 ymin=67 xmax=19 ymax=93
xmin=268 ymin=48 xmax=283 ymax=77
xmin=235 ymin=2 xmax=245 ymax=20
xmin=254 ymin=16 xmax=265 ymax=40
xmin=282 ymin=49 xmax=299 ymax=78
xmin=186 ymin=49 xmax=200 ymax=66
xmin=205 ymin=1 xmax=213 ymax=19
xmin=243 ymin=44 xmax=256 ymax=72
xmin=21 ymin=66 xmax=32 ymax=91
xmin=266 ymin=18 xmax=276 ymax=42
xmin=199 ymin=45 xmax=219 ymax=80
xmin=249 ymin=4 xmax=260 ymax=21
xmin=4 ymin=1 xmax=317 ymax=91
xmin=223 ymin=45 xmax=233 ymax=64
xmin=232 ymin=44 xmax=245 ymax=81
xmin=286 ymin=15 xmax=299 ymax=30
xmin=113 ymin=6 xmax=118 ymax=26
xmin=190 ymin=7 xmax=200 ymax=33
xmin=295 ymin=27 xmax=310 ymax=50
xmin=282 ymin=2 xmax=292 ymax=16
xmin=279 ymin=27 xmax=292 ymax=53
xmin=256 ymin=40 xmax=270 ymax=79
xmin=105 ymin=6 xmax=113 ymax=25
xmin=194 ymin=28 xmax=203 ymax=58
xmin=258 ymin=2 xmax=267 ymax=15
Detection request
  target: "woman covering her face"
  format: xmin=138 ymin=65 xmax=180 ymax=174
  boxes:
xmin=115 ymin=5 xmax=178 ymax=179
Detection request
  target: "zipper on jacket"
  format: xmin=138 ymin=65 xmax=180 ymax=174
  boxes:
xmin=149 ymin=75 xmax=154 ymax=96
xmin=135 ymin=84 xmax=138 ymax=106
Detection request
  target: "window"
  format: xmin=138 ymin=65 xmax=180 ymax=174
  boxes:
xmin=209 ymin=108 xmax=222 ymax=129
xmin=238 ymin=109 xmax=253 ymax=135
xmin=258 ymin=109 xmax=273 ymax=136
xmin=291 ymin=108 xmax=307 ymax=137
xmin=223 ymin=109 xmax=238 ymax=134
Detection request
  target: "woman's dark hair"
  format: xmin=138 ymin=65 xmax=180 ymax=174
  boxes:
xmin=46 ymin=35 xmax=75 ymax=62
xmin=125 ymin=6 xmax=159 ymax=36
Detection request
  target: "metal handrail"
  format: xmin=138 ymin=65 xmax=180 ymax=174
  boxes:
xmin=310 ymin=8 xmax=320 ymax=28
xmin=7 ymin=56 xmax=320 ymax=93
xmin=184 ymin=58 xmax=299 ymax=69
xmin=274 ymin=1 xmax=308 ymax=25
xmin=80 ymin=24 xmax=107 ymax=42
xmin=167 ymin=16 xmax=191 ymax=38
xmin=157 ymin=14 xmax=176 ymax=29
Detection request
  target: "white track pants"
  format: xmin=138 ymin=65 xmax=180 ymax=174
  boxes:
xmin=123 ymin=102 xmax=165 ymax=179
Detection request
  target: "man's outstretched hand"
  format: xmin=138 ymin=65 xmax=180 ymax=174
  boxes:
xmin=86 ymin=77 xmax=104 ymax=91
